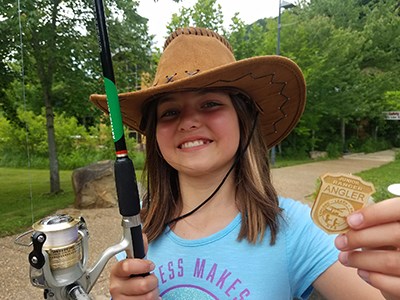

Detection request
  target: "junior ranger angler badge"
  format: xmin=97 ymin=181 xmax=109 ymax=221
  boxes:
xmin=311 ymin=173 xmax=375 ymax=234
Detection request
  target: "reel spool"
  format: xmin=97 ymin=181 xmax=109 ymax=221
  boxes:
xmin=32 ymin=215 xmax=84 ymax=271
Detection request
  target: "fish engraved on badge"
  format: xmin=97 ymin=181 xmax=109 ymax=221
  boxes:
xmin=311 ymin=173 xmax=375 ymax=234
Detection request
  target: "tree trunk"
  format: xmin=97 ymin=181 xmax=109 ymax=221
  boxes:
xmin=31 ymin=0 xmax=62 ymax=194
xmin=374 ymin=126 xmax=379 ymax=141
xmin=341 ymin=118 xmax=346 ymax=153
xmin=44 ymin=94 xmax=61 ymax=193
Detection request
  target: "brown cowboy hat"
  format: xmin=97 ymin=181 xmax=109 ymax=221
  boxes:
xmin=90 ymin=27 xmax=306 ymax=148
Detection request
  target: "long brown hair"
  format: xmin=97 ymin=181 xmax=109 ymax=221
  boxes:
xmin=140 ymin=90 xmax=281 ymax=245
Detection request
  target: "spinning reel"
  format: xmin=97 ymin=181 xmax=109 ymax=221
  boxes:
xmin=17 ymin=213 xmax=134 ymax=299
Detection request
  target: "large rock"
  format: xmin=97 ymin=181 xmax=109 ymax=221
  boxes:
xmin=72 ymin=160 xmax=117 ymax=209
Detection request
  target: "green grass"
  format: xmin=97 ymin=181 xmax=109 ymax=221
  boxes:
xmin=0 ymin=168 xmax=74 ymax=237
xmin=355 ymin=159 xmax=400 ymax=202
xmin=305 ymin=158 xmax=399 ymax=203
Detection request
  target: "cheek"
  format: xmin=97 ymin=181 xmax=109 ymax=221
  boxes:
xmin=156 ymin=124 xmax=174 ymax=156
xmin=207 ymin=115 xmax=240 ymax=159
xmin=213 ymin=113 xmax=240 ymax=144
xmin=227 ymin=121 xmax=241 ymax=152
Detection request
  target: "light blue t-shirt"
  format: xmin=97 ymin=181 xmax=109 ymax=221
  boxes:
xmin=120 ymin=197 xmax=339 ymax=299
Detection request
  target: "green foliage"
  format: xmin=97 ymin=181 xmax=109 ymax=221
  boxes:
xmin=0 ymin=0 xmax=154 ymax=192
xmin=106 ymin=0 xmax=154 ymax=93
xmin=396 ymin=150 xmax=400 ymax=161
xmin=278 ymin=0 xmax=400 ymax=155
xmin=0 ymin=109 xmax=143 ymax=170
xmin=131 ymin=150 xmax=145 ymax=170
xmin=326 ymin=142 xmax=342 ymax=158
xmin=357 ymin=137 xmax=390 ymax=153
xmin=166 ymin=0 xmax=224 ymax=34
xmin=227 ymin=15 xmax=268 ymax=59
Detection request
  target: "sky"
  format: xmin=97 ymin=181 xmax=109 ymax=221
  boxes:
xmin=137 ymin=0 xmax=283 ymax=48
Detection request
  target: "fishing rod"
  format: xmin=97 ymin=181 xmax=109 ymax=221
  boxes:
xmin=93 ymin=0 xmax=146 ymax=261
xmin=16 ymin=1 xmax=146 ymax=299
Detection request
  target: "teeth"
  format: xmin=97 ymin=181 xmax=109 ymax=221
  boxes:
xmin=181 ymin=140 xmax=206 ymax=149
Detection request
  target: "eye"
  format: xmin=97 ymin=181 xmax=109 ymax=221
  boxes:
xmin=158 ymin=109 xmax=179 ymax=120
xmin=202 ymin=101 xmax=222 ymax=109
xmin=158 ymin=107 xmax=180 ymax=121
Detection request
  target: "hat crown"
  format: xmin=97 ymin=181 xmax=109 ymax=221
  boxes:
xmin=153 ymin=27 xmax=236 ymax=87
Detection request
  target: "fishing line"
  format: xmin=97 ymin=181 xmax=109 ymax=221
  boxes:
xmin=17 ymin=0 xmax=34 ymax=224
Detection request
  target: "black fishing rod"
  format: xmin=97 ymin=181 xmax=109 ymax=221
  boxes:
xmin=93 ymin=0 xmax=146 ymax=261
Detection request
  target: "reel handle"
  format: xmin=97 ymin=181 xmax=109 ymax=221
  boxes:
xmin=29 ymin=231 xmax=46 ymax=269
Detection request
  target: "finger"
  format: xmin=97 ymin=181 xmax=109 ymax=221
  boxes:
xmin=112 ymin=258 xmax=155 ymax=277
xmin=346 ymin=197 xmax=400 ymax=230
xmin=339 ymin=250 xmax=400 ymax=277
xmin=335 ymin=222 xmax=400 ymax=250
xmin=110 ymin=273 xmax=159 ymax=298
xmin=356 ymin=269 xmax=400 ymax=300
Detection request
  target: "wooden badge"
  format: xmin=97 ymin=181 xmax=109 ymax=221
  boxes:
xmin=311 ymin=173 xmax=375 ymax=234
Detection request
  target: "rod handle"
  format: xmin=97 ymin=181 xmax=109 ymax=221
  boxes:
xmin=114 ymin=157 xmax=141 ymax=217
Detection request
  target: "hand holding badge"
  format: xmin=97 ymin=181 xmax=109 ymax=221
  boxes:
xmin=311 ymin=173 xmax=375 ymax=234
xmin=313 ymin=174 xmax=400 ymax=298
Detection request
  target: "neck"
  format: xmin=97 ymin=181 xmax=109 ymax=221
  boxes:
xmin=171 ymin=169 xmax=239 ymax=239
xmin=178 ymin=167 xmax=236 ymax=214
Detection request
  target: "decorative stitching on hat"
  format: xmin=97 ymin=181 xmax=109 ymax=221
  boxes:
xmin=163 ymin=27 xmax=233 ymax=53
xmin=185 ymin=69 xmax=200 ymax=76
xmin=166 ymin=73 xmax=178 ymax=83
xmin=272 ymin=76 xmax=290 ymax=133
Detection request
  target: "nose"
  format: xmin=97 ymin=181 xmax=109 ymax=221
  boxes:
xmin=178 ymin=107 xmax=200 ymax=131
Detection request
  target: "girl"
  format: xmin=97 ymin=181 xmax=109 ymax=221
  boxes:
xmin=91 ymin=27 xmax=400 ymax=299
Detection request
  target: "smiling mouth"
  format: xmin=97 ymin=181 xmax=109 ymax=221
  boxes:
xmin=179 ymin=139 xmax=212 ymax=149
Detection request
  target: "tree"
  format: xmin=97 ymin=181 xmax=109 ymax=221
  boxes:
xmin=166 ymin=0 xmax=224 ymax=34
xmin=105 ymin=0 xmax=154 ymax=93
xmin=227 ymin=14 xmax=269 ymax=59
xmin=1 ymin=0 xmax=154 ymax=193
xmin=279 ymin=0 xmax=400 ymax=153
xmin=0 ymin=0 xmax=20 ymax=124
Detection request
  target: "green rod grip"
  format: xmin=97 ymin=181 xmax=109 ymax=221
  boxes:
xmin=104 ymin=77 xmax=123 ymax=142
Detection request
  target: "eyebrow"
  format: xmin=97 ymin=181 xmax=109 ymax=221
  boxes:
xmin=157 ymin=95 xmax=176 ymax=105
xmin=157 ymin=89 xmax=230 ymax=105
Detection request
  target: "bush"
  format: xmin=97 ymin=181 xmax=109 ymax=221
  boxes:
xmin=326 ymin=142 xmax=342 ymax=158
xmin=0 ymin=109 xmax=143 ymax=170
xmin=132 ymin=150 xmax=145 ymax=170
xmin=358 ymin=138 xmax=390 ymax=153
xmin=395 ymin=149 xmax=400 ymax=161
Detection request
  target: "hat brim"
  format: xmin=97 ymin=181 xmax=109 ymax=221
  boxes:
xmin=90 ymin=55 xmax=306 ymax=149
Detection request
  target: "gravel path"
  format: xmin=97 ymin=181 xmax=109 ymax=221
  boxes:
xmin=0 ymin=150 xmax=395 ymax=300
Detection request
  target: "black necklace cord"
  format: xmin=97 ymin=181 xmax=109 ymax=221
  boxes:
xmin=165 ymin=110 xmax=260 ymax=227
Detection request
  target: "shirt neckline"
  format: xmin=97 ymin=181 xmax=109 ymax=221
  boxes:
xmin=166 ymin=213 xmax=242 ymax=247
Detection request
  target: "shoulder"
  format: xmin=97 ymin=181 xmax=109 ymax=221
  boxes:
xmin=277 ymin=196 xmax=331 ymax=241
xmin=277 ymin=196 xmax=338 ymax=265
xmin=277 ymin=196 xmax=316 ymax=242
xmin=278 ymin=196 xmax=311 ymax=223
xmin=277 ymin=197 xmax=340 ymax=298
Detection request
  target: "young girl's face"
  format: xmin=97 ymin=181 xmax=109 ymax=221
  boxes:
xmin=156 ymin=90 xmax=240 ymax=177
